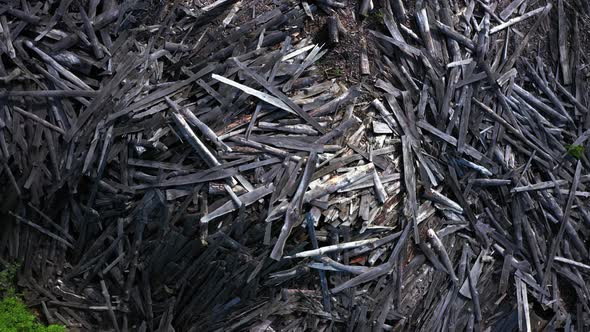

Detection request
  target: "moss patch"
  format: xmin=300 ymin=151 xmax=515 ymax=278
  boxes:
xmin=566 ymin=144 xmax=585 ymax=160
xmin=0 ymin=264 xmax=65 ymax=332
xmin=0 ymin=263 xmax=18 ymax=297
xmin=0 ymin=296 xmax=65 ymax=332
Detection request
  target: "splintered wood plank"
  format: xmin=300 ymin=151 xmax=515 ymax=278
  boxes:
xmin=542 ymin=161 xmax=582 ymax=287
xmin=557 ymin=0 xmax=571 ymax=85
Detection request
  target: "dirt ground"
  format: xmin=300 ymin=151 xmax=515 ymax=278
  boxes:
xmin=299 ymin=1 xmax=384 ymax=86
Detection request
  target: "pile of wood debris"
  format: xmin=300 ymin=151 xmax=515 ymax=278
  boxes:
xmin=1 ymin=0 xmax=589 ymax=330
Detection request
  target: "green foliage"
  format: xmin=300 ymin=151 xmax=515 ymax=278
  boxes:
xmin=0 ymin=263 xmax=18 ymax=297
xmin=0 ymin=296 xmax=65 ymax=332
xmin=0 ymin=264 xmax=65 ymax=332
xmin=566 ymin=144 xmax=585 ymax=160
